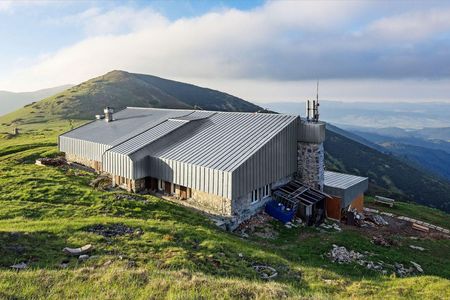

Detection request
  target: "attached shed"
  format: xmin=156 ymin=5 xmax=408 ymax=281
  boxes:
xmin=323 ymin=171 xmax=368 ymax=220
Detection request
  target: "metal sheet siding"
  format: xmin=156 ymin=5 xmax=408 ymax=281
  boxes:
xmin=298 ymin=120 xmax=326 ymax=143
xmin=146 ymin=156 xmax=232 ymax=198
xmin=323 ymin=171 xmax=369 ymax=208
xmin=231 ymin=121 xmax=298 ymax=199
xmin=59 ymin=136 xmax=110 ymax=162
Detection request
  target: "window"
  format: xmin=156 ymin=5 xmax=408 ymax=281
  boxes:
xmin=251 ymin=184 xmax=271 ymax=204
xmin=251 ymin=189 xmax=259 ymax=204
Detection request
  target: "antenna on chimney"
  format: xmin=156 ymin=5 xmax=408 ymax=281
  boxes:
xmin=314 ymin=80 xmax=320 ymax=122
xmin=306 ymin=100 xmax=310 ymax=121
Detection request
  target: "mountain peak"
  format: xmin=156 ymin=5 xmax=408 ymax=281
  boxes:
xmin=0 ymin=70 xmax=263 ymax=123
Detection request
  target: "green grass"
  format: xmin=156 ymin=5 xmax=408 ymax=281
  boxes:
xmin=366 ymin=196 xmax=450 ymax=230
xmin=0 ymin=122 xmax=449 ymax=299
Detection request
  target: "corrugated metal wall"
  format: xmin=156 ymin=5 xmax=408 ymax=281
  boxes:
xmin=297 ymin=121 xmax=325 ymax=143
xmin=147 ymin=157 xmax=233 ymax=199
xmin=60 ymin=115 xmax=299 ymax=201
xmin=231 ymin=120 xmax=298 ymax=199
xmin=102 ymin=151 xmax=134 ymax=179
xmin=59 ymin=136 xmax=110 ymax=162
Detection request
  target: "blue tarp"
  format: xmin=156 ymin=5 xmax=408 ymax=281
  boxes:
xmin=265 ymin=199 xmax=296 ymax=223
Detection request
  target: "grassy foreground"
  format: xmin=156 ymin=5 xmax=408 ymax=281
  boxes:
xmin=0 ymin=121 xmax=449 ymax=299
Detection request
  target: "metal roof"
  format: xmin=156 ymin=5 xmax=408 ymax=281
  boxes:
xmin=61 ymin=108 xmax=192 ymax=145
xmin=324 ymin=171 xmax=367 ymax=189
xmin=63 ymin=107 xmax=298 ymax=172
xmin=324 ymin=171 xmax=369 ymax=208
xmin=149 ymin=111 xmax=297 ymax=171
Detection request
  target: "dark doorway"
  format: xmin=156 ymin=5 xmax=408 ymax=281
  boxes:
xmin=164 ymin=181 xmax=172 ymax=194
xmin=179 ymin=186 xmax=187 ymax=199
xmin=145 ymin=177 xmax=158 ymax=191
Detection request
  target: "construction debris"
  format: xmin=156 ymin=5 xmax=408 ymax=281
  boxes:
xmin=253 ymin=265 xmax=278 ymax=279
xmin=367 ymin=214 xmax=389 ymax=226
xmin=327 ymin=245 xmax=423 ymax=277
xmin=63 ymin=244 xmax=94 ymax=256
xmin=394 ymin=262 xmax=423 ymax=277
xmin=410 ymin=261 xmax=424 ymax=273
xmin=78 ymin=255 xmax=90 ymax=261
xmin=412 ymin=223 xmax=429 ymax=233
xmin=35 ymin=157 xmax=66 ymax=167
xmin=409 ymin=245 xmax=425 ymax=251
xmin=10 ymin=262 xmax=27 ymax=271
xmin=328 ymin=245 xmax=364 ymax=264
xmin=320 ymin=222 xmax=342 ymax=232
xmin=90 ymin=175 xmax=112 ymax=190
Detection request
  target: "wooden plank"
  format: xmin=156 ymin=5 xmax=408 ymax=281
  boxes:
xmin=412 ymin=223 xmax=429 ymax=233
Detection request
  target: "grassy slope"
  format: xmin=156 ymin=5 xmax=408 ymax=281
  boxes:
xmin=0 ymin=123 xmax=449 ymax=299
xmin=0 ymin=70 xmax=263 ymax=125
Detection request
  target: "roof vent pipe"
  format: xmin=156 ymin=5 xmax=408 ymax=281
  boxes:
xmin=104 ymin=107 xmax=114 ymax=122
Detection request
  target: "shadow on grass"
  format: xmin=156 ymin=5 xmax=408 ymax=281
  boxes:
xmin=0 ymin=231 xmax=68 ymax=269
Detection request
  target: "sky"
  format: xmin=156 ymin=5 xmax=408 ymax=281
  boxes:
xmin=1 ymin=0 xmax=450 ymax=103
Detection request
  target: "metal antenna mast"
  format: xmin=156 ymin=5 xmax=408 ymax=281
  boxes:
xmin=314 ymin=80 xmax=320 ymax=122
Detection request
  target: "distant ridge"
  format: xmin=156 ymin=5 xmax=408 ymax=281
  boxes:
xmin=0 ymin=85 xmax=72 ymax=116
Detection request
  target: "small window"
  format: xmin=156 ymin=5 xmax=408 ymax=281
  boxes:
xmin=251 ymin=189 xmax=259 ymax=204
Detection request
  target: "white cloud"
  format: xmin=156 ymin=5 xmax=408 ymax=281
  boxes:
xmin=362 ymin=8 xmax=450 ymax=42
xmin=1 ymin=1 xmax=450 ymax=103
xmin=0 ymin=1 xmax=13 ymax=12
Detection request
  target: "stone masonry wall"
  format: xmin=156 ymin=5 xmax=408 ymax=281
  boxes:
xmin=191 ymin=189 xmax=232 ymax=217
xmin=66 ymin=153 xmax=101 ymax=172
xmin=297 ymin=142 xmax=324 ymax=191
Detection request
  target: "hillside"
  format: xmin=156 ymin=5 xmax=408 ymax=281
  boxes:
xmin=0 ymin=85 xmax=72 ymax=116
xmin=0 ymin=71 xmax=449 ymax=298
xmin=0 ymin=130 xmax=449 ymax=299
xmin=381 ymin=142 xmax=450 ymax=181
xmin=1 ymin=70 xmax=450 ymax=213
xmin=325 ymin=130 xmax=450 ymax=212
xmin=0 ymin=70 xmax=262 ymax=125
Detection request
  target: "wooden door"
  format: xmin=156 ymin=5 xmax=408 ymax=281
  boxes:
xmin=326 ymin=196 xmax=341 ymax=220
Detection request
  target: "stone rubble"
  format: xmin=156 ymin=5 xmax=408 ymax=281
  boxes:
xmin=10 ymin=262 xmax=27 ymax=271
xmin=327 ymin=245 xmax=424 ymax=277
xmin=328 ymin=245 xmax=364 ymax=264
xmin=78 ymin=255 xmax=90 ymax=261
xmin=253 ymin=265 xmax=278 ymax=279
xmin=319 ymin=222 xmax=342 ymax=232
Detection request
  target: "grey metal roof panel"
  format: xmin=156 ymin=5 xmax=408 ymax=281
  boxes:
xmin=108 ymin=119 xmax=192 ymax=155
xmin=150 ymin=112 xmax=298 ymax=171
xmin=63 ymin=107 xmax=298 ymax=171
xmin=324 ymin=171 xmax=367 ymax=189
xmin=61 ymin=108 xmax=192 ymax=146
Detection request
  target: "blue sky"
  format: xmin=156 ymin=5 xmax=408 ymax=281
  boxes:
xmin=1 ymin=0 xmax=450 ymax=103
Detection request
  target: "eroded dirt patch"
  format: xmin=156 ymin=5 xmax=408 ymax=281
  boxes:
xmin=84 ymin=223 xmax=143 ymax=237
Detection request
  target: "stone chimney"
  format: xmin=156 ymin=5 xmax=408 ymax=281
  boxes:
xmin=297 ymin=119 xmax=325 ymax=191
xmin=104 ymin=107 xmax=114 ymax=122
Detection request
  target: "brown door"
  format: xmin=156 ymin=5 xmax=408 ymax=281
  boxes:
xmin=326 ymin=197 xmax=342 ymax=220
xmin=165 ymin=182 xmax=172 ymax=194
xmin=180 ymin=186 xmax=187 ymax=199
